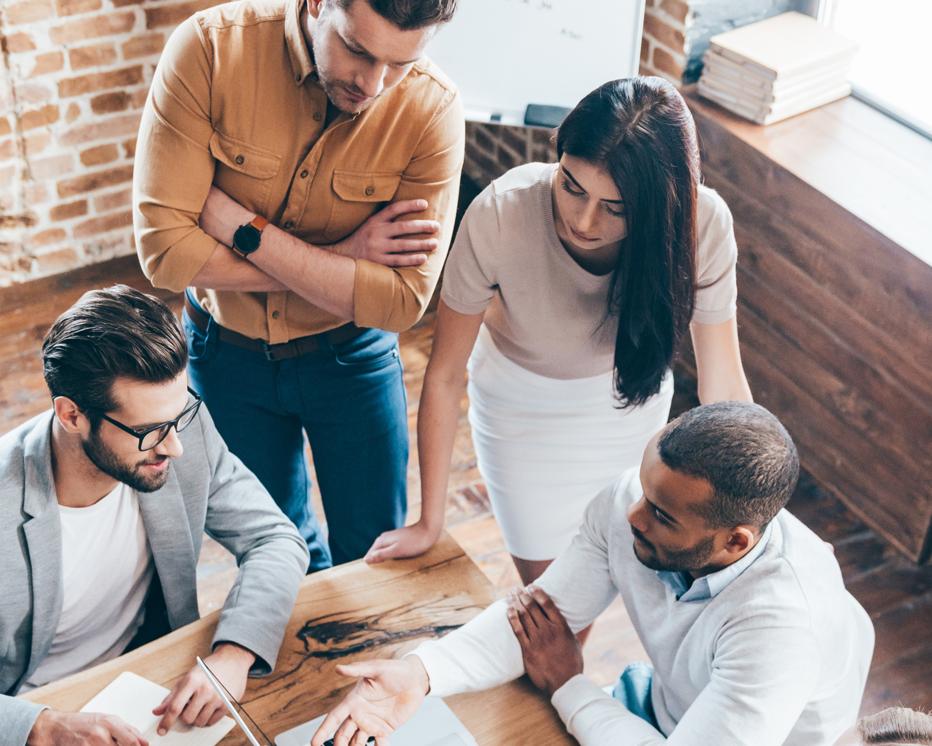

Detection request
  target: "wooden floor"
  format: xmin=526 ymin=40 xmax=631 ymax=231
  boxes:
xmin=2 ymin=256 xmax=929 ymax=718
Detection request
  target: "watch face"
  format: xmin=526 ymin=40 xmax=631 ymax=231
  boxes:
xmin=233 ymin=224 xmax=261 ymax=255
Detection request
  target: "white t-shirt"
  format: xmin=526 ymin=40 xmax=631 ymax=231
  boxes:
xmin=24 ymin=482 xmax=154 ymax=690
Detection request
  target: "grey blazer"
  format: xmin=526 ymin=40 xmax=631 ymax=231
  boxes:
xmin=0 ymin=407 xmax=309 ymax=746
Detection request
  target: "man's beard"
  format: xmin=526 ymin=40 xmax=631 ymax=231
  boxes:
xmin=631 ymin=527 xmax=716 ymax=573
xmin=82 ymin=431 xmax=170 ymax=493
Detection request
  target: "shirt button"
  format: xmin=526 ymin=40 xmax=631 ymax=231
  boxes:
xmin=234 ymin=154 xmax=245 ymax=165
xmin=283 ymin=220 xmax=295 ymax=230
xmin=313 ymin=112 xmax=322 ymax=122
xmin=300 ymin=169 xmax=309 ymax=179
xmin=364 ymin=185 xmax=375 ymax=196
xmin=271 ymin=310 xmax=280 ymax=319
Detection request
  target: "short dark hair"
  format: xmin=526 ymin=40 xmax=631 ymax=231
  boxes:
xmin=338 ymin=0 xmax=457 ymax=29
xmin=858 ymin=706 xmax=932 ymax=744
xmin=657 ymin=401 xmax=799 ymax=529
xmin=42 ymin=285 xmax=187 ymax=420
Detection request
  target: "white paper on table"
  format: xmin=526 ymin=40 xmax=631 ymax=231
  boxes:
xmin=80 ymin=671 xmax=235 ymax=745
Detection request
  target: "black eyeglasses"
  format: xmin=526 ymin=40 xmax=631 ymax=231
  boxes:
xmin=99 ymin=387 xmax=202 ymax=451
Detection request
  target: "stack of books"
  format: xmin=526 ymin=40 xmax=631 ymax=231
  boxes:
xmin=698 ymin=12 xmax=858 ymax=125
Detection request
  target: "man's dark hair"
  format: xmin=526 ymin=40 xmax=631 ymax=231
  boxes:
xmin=42 ymin=285 xmax=187 ymax=422
xmin=658 ymin=401 xmax=799 ymax=529
xmin=338 ymin=0 xmax=457 ymax=29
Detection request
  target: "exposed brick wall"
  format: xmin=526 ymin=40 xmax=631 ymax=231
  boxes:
xmin=0 ymin=0 xmax=812 ymax=283
xmin=0 ymin=0 xmax=223 ymax=284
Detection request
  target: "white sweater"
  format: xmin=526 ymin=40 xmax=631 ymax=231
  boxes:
xmin=415 ymin=469 xmax=874 ymax=745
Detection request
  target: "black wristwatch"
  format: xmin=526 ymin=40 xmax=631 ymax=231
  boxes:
xmin=231 ymin=215 xmax=268 ymax=258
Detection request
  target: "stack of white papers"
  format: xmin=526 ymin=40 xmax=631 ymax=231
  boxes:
xmin=698 ymin=12 xmax=858 ymax=125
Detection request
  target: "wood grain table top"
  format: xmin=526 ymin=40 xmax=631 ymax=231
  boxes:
xmin=20 ymin=533 xmax=574 ymax=745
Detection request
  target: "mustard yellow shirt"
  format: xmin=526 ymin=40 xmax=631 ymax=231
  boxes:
xmin=133 ymin=0 xmax=464 ymax=341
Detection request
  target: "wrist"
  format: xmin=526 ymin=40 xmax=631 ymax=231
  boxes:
xmin=211 ymin=642 xmax=256 ymax=670
xmin=26 ymin=709 xmax=53 ymax=746
xmin=417 ymin=515 xmax=444 ymax=536
xmin=407 ymin=655 xmax=431 ymax=696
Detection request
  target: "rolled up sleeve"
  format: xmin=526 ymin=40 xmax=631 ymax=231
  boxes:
xmin=133 ymin=17 xmax=223 ymax=292
xmin=352 ymin=89 xmax=465 ymax=332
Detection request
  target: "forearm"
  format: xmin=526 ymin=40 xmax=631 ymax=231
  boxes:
xmin=191 ymin=243 xmax=288 ymax=291
xmin=552 ymin=676 xmax=668 ymax=745
xmin=248 ymin=226 xmax=355 ymax=320
xmin=697 ymin=371 xmax=752 ymax=404
xmin=416 ymin=371 xmax=466 ymax=531
xmin=413 ymin=600 xmax=524 ymax=697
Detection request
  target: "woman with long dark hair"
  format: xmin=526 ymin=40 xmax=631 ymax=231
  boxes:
xmin=365 ymin=77 xmax=752 ymax=583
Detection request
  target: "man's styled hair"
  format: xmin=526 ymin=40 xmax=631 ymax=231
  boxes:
xmin=658 ymin=401 xmax=799 ymax=529
xmin=858 ymin=706 xmax=932 ymax=744
xmin=338 ymin=0 xmax=457 ymax=29
xmin=42 ymin=284 xmax=187 ymax=421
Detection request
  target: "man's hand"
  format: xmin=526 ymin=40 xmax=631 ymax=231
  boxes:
xmin=335 ymin=199 xmax=440 ymax=268
xmin=27 ymin=710 xmax=147 ymax=746
xmin=198 ymin=185 xmax=254 ymax=247
xmin=152 ymin=643 xmax=255 ymax=735
xmin=506 ymin=586 xmax=583 ymax=698
xmin=310 ymin=657 xmax=430 ymax=746
xmin=364 ymin=520 xmax=442 ymax=564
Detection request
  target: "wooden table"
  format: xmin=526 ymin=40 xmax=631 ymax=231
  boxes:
xmin=21 ymin=534 xmax=573 ymax=744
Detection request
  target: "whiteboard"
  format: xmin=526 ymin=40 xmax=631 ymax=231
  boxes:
xmin=428 ymin=0 xmax=646 ymax=125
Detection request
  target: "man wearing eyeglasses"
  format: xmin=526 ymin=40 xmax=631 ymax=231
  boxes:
xmin=0 ymin=285 xmax=309 ymax=746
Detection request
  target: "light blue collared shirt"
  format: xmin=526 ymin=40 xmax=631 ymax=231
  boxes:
xmin=656 ymin=523 xmax=774 ymax=602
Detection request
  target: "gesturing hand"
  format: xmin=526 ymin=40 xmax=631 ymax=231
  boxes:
xmin=336 ymin=199 xmax=441 ymax=268
xmin=27 ymin=710 xmax=148 ymax=746
xmin=151 ymin=643 xmax=254 ymax=736
xmin=310 ymin=657 xmax=430 ymax=746
xmin=506 ymin=586 xmax=584 ymax=698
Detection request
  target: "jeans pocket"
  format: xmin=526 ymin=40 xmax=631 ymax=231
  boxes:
xmin=182 ymin=309 xmax=216 ymax=364
xmin=331 ymin=331 xmax=399 ymax=371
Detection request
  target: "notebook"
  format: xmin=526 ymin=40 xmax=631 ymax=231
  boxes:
xmin=80 ymin=671 xmax=235 ymax=745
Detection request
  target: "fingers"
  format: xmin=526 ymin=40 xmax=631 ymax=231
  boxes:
xmin=312 ymin=703 xmax=352 ymax=746
xmin=364 ymin=543 xmax=397 ymax=564
xmin=388 ymin=238 xmax=439 ymax=254
xmin=375 ymin=199 xmax=428 ymax=222
xmin=333 ymin=716 xmax=358 ymax=746
xmin=385 ymin=219 xmax=440 ymax=237
xmin=528 ymin=585 xmax=564 ymax=626
xmin=506 ymin=603 xmax=531 ymax=648
xmin=179 ymin=688 xmax=212 ymax=728
xmin=156 ymin=678 xmax=197 ymax=735
xmin=103 ymin=716 xmax=148 ymax=746
xmin=383 ymin=252 xmax=429 ymax=267
xmin=510 ymin=589 xmax=543 ymax=631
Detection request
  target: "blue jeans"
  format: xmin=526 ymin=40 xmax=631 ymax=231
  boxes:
xmin=612 ymin=662 xmax=659 ymax=729
xmin=182 ymin=297 xmax=408 ymax=572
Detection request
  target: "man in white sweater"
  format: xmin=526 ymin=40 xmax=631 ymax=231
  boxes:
xmin=311 ymin=402 xmax=875 ymax=746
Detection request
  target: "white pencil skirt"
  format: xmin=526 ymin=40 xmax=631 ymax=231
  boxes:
xmin=467 ymin=326 xmax=674 ymax=561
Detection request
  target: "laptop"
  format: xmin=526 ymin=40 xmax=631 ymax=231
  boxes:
xmin=197 ymin=657 xmax=476 ymax=746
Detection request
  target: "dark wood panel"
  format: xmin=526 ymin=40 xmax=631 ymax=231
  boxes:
xmin=687 ymin=96 xmax=932 ymax=563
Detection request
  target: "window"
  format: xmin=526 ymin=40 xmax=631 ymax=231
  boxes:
xmin=820 ymin=0 xmax=932 ymax=139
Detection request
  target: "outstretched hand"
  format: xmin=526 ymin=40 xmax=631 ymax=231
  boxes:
xmin=364 ymin=521 xmax=442 ymax=564
xmin=310 ymin=657 xmax=430 ymax=746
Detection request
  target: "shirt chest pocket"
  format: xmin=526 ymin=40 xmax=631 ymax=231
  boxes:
xmin=208 ymin=131 xmax=281 ymax=217
xmin=324 ymin=170 xmax=402 ymax=243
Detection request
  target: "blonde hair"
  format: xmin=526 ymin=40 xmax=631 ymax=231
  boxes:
xmin=858 ymin=707 xmax=932 ymax=745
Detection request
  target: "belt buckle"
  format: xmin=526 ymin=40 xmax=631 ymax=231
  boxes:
xmin=262 ymin=342 xmax=281 ymax=362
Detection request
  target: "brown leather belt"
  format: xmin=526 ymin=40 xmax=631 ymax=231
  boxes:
xmin=183 ymin=294 xmax=364 ymax=362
